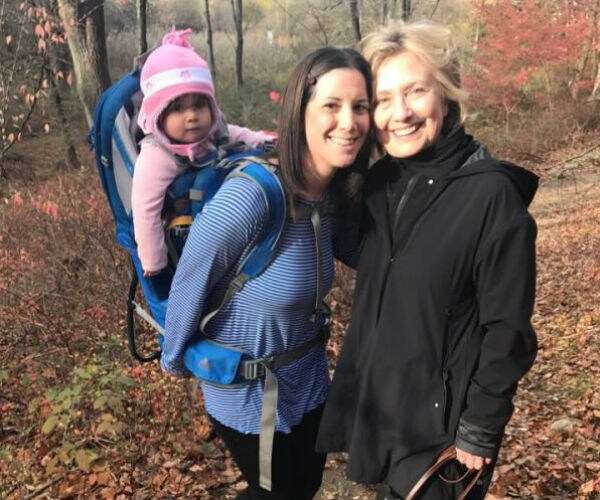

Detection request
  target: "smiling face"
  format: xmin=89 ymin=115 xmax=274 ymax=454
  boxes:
xmin=374 ymin=51 xmax=447 ymax=158
xmin=303 ymin=68 xmax=371 ymax=183
xmin=160 ymin=93 xmax=213 ymax=144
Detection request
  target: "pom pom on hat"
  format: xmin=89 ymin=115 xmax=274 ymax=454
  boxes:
xmin=137 ymin=27 xmax=220 ymax=135
xmin=161 ymin=27 xmax=194 ymax=48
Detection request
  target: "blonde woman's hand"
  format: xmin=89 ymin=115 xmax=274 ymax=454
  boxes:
xmin=455 ymin=447 xmax=492 ymax=470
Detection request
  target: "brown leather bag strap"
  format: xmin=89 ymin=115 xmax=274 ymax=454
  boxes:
xmin=405 ymin=446 xmax=483 ymax=500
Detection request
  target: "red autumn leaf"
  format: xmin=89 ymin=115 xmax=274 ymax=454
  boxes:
xmin=12 ymin=192 xmax=24 ymax=206
xmin=34 ymin=24 xmax=45 ymax=38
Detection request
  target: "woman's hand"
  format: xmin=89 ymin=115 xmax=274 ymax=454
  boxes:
xmin=455 ymin=447 xmax=492 ymax=470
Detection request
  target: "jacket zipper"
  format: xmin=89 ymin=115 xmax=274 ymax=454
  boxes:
xmin=441 ymin=307 xmax=453 ymax=427
xmin=375 ymin=176 xmax=418 ymax=325
xmin=392 ymin=175 xmax=418 ymax=230
xmin=441 ymin=369 xmax=449 ymax=428
xmin=375 ymin=257 xmax=394 ymax=325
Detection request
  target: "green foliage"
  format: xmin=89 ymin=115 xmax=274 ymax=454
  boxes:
xmin=40 ymin=363 xmax=134 ymax=473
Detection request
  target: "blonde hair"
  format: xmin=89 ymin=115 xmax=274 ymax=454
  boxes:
xmin=358 ymin=20 xmax=468 ymax=123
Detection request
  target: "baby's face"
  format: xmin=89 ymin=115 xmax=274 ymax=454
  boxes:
xmin=160 ymin=93 xmax=213 ymax=143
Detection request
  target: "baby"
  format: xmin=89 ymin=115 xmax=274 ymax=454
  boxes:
xmin=132 ymin=28 xmax=273 ymax=276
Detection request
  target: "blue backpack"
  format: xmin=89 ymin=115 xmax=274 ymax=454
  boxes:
xmin=88 ymin=68 xmax=286 ymax=366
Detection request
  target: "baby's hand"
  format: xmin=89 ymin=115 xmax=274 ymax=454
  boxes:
xmin=143 ymin=269 xmax=161 ymax=277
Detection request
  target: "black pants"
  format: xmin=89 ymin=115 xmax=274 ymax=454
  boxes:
xmin=209 ymin=404 xmax=326 ymax=500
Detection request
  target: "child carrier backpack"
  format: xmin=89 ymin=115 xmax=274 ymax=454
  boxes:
xmin=87 ymin=67 xmax=286 ymax=363
xmin=88 ymin=67 xmax=330 ymax=491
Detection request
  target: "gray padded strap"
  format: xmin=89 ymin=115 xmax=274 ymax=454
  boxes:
xmin=132 ymin=300 xmax=165 ymax=335
xmin=200 ymin=273 xmax=249 ymax=332
xmin=259 ymin=366 xmax=278 ymax=491
xmin=188 ymin=188 xmax=204 ymax=201
xmin=310 ymin=207 xmax=325 ymax=319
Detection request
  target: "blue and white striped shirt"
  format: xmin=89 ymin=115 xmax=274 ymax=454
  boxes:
xmin=161 ymin=176 xmax=332 ymax=434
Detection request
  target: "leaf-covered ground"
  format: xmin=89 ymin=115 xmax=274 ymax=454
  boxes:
xmin=0 ymin=135 xmax=598 ymax=499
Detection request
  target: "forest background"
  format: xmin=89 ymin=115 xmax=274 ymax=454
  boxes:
xmin=0 ymin=0 xmax=599 ymax=498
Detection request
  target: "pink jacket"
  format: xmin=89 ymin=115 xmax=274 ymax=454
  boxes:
xmin=131 ymin=125 xmax=274 ymax=273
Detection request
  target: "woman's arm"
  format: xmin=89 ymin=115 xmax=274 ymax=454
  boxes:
xmin=160 ymin=177 xmax=268 ymax=376
xmin=332 ymin=204 xmax=364 ymax=269
xmin=455 ymin=212 xmax=537 ymax=459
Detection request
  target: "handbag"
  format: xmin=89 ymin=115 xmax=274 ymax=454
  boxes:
xmin=405 ymin=445 xmax=483 ymax=500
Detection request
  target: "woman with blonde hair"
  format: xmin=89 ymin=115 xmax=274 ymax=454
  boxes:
xmin=317 ymin=20 xmax=537 ymax=500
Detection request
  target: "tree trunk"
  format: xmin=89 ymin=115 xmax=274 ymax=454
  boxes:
xmin=402 ymin=0 xmax=411 ymax=20
xmin=230 ymin=0 xmax=243 ymax=87
xmin=591 ymin=65 xmax=600 ymax=99
xmin=136 ymin=0 xmax=147 ymax=55
xmin=349 ymin=0 xmax=361 ymax=43
xmin=580 ymin=0 xmax=600 ymax=100
xmin=57 ymin=0 xmax=111 ymax=126
xmin=83 ymin=0 xmax=111 ymax=89
xmin=381 ymin=0 xmax=388 ymax=25
xmin=43 ymin=15 xmax=80 ymax=169
xmin=49 ymin=71 xmax=80 ymax=169
xmin=204 ymin=0 xmax=217 ymax=87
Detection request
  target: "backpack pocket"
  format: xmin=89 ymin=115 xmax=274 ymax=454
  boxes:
xmin=183 ymin=337 xmax=247 ymax=386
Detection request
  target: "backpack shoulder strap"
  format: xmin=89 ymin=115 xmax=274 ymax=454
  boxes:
xmin=199 ymin=157 xmax=286 ymax=331
xmin=231 ymin=158 xmax=286 ymax=279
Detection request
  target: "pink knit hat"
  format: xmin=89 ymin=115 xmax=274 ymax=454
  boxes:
xmin=137 ymin=28 xmax=221 ymax=141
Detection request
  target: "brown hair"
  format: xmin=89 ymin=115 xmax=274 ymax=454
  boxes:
xmin=276 ymin=47 xmax=373 ymax=215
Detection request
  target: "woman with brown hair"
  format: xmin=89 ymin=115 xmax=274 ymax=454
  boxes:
xmin=161 ymin=47 xmax=372 ymax=499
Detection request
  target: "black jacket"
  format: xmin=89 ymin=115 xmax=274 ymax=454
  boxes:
xmin=317 ymin=149 xmax=538 ymax=496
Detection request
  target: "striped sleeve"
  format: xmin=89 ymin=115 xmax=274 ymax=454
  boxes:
xmin=160 ymin=176 xmax=268 ymax=375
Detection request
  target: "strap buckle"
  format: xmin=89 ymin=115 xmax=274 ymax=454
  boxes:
xmin=310 ymin=302 xmax=332 ymax=324
xmin=240 ymin=356 xmax=275 ymax=380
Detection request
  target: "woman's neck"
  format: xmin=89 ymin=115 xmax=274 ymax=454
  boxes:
xmin=301 ymin=164 xmax=334 ymax=201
